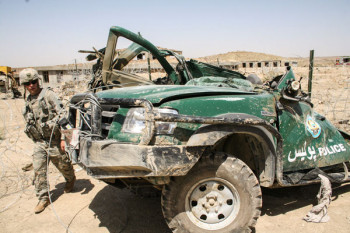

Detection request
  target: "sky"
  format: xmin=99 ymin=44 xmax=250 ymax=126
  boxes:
xmin=0 ymin=0 xmax=349 ymax=67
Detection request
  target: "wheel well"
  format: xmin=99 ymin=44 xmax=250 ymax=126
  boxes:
xmin=213 ymin=132 xmax=275 ymax=187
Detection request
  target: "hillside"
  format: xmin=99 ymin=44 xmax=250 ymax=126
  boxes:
xmin=197 ymin=51 xmax=284 ymax=63
xmin=196 ymin=51 xmax=338 ymax=67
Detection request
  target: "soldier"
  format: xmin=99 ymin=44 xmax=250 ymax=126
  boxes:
xmin=8 ymin=71 xmax=22 ymax=98
xmin=21 ymin=68 xmax=76 ymax=214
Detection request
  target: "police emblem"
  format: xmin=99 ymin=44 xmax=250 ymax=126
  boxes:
xmin=306 ymin=115 xmax=321 ymax=138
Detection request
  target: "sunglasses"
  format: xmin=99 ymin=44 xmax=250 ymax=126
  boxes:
xmin=23 ymin=80 xmax=38 ymax=86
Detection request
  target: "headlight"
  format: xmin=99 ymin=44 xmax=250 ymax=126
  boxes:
xmin=122 ymin=108 xmax=178 ymax=134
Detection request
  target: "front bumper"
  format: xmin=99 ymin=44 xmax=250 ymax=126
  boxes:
xmin=69 ymin=93 xmax=282 ymax=181
xmin=79 ymin=137 xmax=205 ymax=179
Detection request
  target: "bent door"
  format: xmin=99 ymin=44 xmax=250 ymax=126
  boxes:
xmin=277 ymin=98 xmax=350 ymax=172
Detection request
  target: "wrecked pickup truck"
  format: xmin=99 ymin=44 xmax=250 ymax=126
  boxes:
xmin=66 ymin=26 xmax=350 ymax=232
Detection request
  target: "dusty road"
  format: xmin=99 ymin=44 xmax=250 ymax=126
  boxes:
xmin=1 ymin=97 xmax=350 ymax=233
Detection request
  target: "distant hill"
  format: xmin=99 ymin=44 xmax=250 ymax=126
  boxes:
xmin=196 ymin=51 xmax=284 ymax=63
xmin=195 ymin=51 xmax=338 ymax=67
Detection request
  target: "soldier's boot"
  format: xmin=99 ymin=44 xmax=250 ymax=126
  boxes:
xmin=64 ymin=176 xmax=76 ymax=193
xmin=34 ymin=199 xmax=49 ymax=214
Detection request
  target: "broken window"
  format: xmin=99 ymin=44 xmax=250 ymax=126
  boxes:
xmin=257 ymin=63 xmax=261 ymax=68
xmin=265 ymin=62 xmax=269 ymax=67
xmin=43 ymin=71 xmax=49 ymax=83
xmin=137 ymin=53 xmax=144 ymax=60
xmin=249 ymin=63 xmax=254 ymax=68
xmin=57 ymin=71 xmax=63 ymax=83
xmin=242 ymin=63 xmax=246 ymax=68
xmin=273 ymin=62 xmax=278 ymax=67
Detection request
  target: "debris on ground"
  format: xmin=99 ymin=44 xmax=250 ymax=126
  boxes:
xmin=303 ymin=174 xmax=332 ymax=223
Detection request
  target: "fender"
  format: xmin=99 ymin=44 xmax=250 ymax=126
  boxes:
xmin=187 ymin=113 xmax=277 ymax=187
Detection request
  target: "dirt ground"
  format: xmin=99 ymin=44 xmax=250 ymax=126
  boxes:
xmin=0 ymin=66 xmax=350 ymax=233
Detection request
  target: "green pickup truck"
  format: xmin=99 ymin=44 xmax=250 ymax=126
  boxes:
xmin=67 ymin=26 xmax=350 ymax=232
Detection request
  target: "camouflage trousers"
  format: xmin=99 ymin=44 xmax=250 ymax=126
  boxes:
xmin=33 ymin=141 xmax=75 ymax=201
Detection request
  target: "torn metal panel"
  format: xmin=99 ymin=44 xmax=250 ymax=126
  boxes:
xmin=83 ymin=26 xmax=263 ymax=91
xmin=79 ymin=137 xmax=205 ymax=178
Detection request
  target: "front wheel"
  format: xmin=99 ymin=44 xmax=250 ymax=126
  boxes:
xmin=161 ymin=153 xmax=262 ymax=233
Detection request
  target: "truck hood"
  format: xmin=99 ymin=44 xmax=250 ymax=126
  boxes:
xmin=96 ymin=85 xmax=256 ymax=104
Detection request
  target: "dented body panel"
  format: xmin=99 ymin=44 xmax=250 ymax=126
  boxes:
xmin=274 ymin=69 xmax=350 ymax=172
xmin=96 ymin=85 xmax=255 ymax=104
xmin=279 ymin=100 xmax=350 ymax=172
xmin=79 ymin=137 xmax=205 ymax=178
xmin=104 ymin=86 xmax=277 ymax=144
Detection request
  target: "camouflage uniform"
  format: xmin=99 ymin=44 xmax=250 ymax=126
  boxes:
xmin=23 ymin=87 xmax=75 ymax=201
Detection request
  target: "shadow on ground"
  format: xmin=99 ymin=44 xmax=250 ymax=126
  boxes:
xmin=89 ymin=185 xmax=171 ymax=233
xmin=88 ymin=182 xmax=350 ymax=232
xmin=261 ymin=182 xmax=350 ymax=216
xmin=50 ymin=178 xmax=95 ymax=202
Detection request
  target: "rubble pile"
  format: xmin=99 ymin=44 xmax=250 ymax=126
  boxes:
xmin=53 ymin=80 xmax=90 ymax=104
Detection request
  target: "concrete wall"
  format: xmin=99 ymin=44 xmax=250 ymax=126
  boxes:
xmin=36 ymin=69 xmax=91 ymax=88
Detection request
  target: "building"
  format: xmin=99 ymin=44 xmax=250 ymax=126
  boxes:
xmin=13 ymin=47 xmax=183 ymax=87
xmin=240 ymin=60 xmax=297 ymax=69
xmin=14 ymin=63 xmax=93 ymax=88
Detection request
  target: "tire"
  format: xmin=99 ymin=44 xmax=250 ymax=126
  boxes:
xmin=161 ymin=152 xmax=262 ymax=233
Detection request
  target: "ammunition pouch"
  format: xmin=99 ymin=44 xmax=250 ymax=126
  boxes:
xmin=24 ymin=125 xmax=42 ymax=142
xmin=40 ymin=121 xmax=61 ymax=140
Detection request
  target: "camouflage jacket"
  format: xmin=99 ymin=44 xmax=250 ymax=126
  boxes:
xmin=23 ymin=88 xmax=65 ymax=143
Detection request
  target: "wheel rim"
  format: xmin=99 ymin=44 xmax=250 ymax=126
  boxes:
xmin=185 ymin=177 xmax=240 ymax=230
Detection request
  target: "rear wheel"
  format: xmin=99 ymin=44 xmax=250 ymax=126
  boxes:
xmin=161 ymin=152 xmax=262 ymax=233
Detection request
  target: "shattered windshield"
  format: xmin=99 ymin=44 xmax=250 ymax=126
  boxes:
xmin=185 ymin=76 xmax=254 ymax=91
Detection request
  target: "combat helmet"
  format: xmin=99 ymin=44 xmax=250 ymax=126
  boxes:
xmin=20 ymin=68 xmax=39 ymax=84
